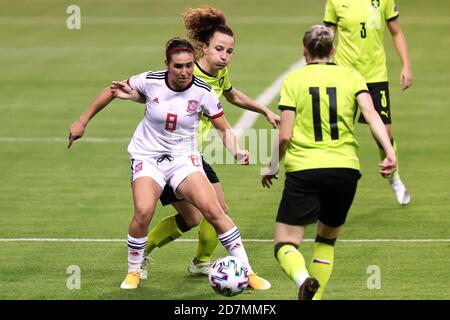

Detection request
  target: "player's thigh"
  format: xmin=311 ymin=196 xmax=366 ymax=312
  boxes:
xmin=276 ymin=170 xmax=322 ymax=227
xmin=167 ymin=154 xmax=223 ymax=219
xmin=132 ymin=176 xmax=163 ymax=218
xmin=130 ymin=158 xmax=165 ymax=216
xmin=318 ymin=168 xmax=361 ymax=228
xmin=176 ymin=171 xmax=221 ymax=215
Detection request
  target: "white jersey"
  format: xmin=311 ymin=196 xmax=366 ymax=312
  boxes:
xmin=126 ymin=70 xmax=224 ymax=157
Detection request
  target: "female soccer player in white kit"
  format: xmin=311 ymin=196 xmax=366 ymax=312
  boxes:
xmin=68 ymin=38 xmax=268 ymax=289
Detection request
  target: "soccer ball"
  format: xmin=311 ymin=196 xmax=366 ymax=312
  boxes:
xmin=208 ymin=256 xmax=249 ymax=297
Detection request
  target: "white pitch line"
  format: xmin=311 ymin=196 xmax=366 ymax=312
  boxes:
xmin=233 ymin=59 xmax=306 ymax=137
xmin=0 ymin=137 xmax=129 ymax=143
xmin=0 ymin=238 xmax=449 ymax=243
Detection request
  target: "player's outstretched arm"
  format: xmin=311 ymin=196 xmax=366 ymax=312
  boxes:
xmin=223 ymin=88 xmax=280 ymax=128
xmin=110 ymin=81 xmax=146 ymax=103
xmin=357 ymin=92 xmax=397 ymax=177
xmin=68 ymin=86 xmax=115 ymax=149
xmin=211 ymin=114 xmax=249 ymax=165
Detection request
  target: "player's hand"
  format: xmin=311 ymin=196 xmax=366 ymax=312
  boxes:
xmin=236 ymin=149 xmax=250 ymax=165
xmin=265 ymin=110 xmax=280 ymax=128
xmin=261 ymin=173 xmax=278 ymax=188
xmin=379 ymin=155 xmax=397 ymax=178
xmin=261 ymin=163 xmax=279 ymax=188
xmin=110 ymin=81 xmax=135 ymax=100
xmin=400 ymin=65 xmax=413 ymax=91
xmin=68 ymin=119 xmax=86 ymax=149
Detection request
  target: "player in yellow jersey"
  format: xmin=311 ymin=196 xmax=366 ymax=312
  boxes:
xmin=139 ymin=7 xmax=277 ymax=290
xmin=262 ymin=25 xmax=397 ymax=300
xmin=324 ymin=0 xmax=413 ymax=205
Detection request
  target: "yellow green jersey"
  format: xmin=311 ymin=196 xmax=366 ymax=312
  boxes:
xmin=324 ymin=0 xmax=399 ymax=83
xmin=194 ymin=62 xmax=233 ymax=146
xmin=279 ymin=63 xmax=368 ymax=172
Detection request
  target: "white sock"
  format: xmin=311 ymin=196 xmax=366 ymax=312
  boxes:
xmin=127 ymin=234 xmax=147 ymax=273
xmin=293 ymin=270 xmax=310 ymax=288
xmin=218 ymin=227 xmax=253 ymax=273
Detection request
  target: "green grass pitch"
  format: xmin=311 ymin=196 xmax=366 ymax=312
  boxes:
xmin=0 ymin=0 xmax=449 ymax=300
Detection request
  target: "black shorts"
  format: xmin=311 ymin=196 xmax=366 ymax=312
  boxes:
xmin=358 ymin=81 xmax=391 ymax=124
xmin=159 ymin=157 xmax=220 ymax=206
xmin=276 ymin=168 xmax=361 ymax=228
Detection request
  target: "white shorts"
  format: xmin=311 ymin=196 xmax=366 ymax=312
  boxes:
xmin=130 ymin=152 xmax=205 ymax=196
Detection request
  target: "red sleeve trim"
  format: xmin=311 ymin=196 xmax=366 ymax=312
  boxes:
xmin=208 ymin=111 xmax=225 ymax=119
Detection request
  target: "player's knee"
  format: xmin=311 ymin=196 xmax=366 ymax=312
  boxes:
xmin=188 ymin=213 xmax=202 ymax=227
xmin=200 ymin=202 xmax=224 ymax=224
xmin=133 ymin=205 xmax=154 ymax=226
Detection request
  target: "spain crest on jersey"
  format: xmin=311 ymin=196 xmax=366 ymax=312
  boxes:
xmin=187 ymin=100 xmax=199 ymax=113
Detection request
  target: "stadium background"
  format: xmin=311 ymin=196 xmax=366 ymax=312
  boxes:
xmin=0 ymin=0 xmax=449 ymax=299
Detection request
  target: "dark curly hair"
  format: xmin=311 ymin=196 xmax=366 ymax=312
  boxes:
xmin=183 ymin=6 xmax=234 ymax=58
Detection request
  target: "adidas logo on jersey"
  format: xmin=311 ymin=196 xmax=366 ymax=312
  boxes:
xmin=152 ymin=97 xmax=159 ymax=104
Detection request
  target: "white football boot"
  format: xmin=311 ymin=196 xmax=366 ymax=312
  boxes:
xmin=389 ymin=175 xmax=411 ymax=205
xmin=188 ymin=259 xmax=211 ymax=276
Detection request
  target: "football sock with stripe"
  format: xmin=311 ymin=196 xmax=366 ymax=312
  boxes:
xmin=194 ymin=218 xmax=219 ymax=263
xmin=145 ymin=214 xmax=191 ymax=256
xmin=308 ymin=235 xmax=336 ymax=300
xmin=218 ymin=226 xmax=252 ymax=273
xmin=275 ymin=242 xmax=309 ymax=288
xmin=127 ymin=234 xmax=147 ymax=273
